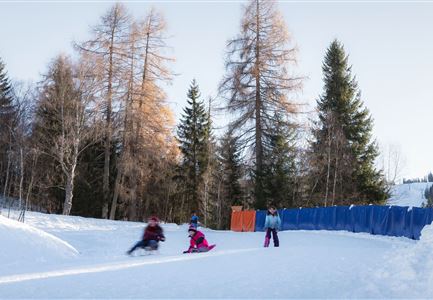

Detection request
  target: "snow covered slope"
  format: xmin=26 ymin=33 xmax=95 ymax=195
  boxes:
xmin=387 ymin=182 xmax=433 ymax=207
xmin=0 ymin=216 xmax=78 ymax=275
xmin=355 ymin=224 xmax=433 ymax=298
xmin=0 ymin=211 xmax=432 ymax=298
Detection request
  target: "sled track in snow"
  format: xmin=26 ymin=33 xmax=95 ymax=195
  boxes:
xmin=0 ymin=248 xmax=259 ymax=285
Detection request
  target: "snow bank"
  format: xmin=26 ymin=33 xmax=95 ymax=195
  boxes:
xmin=0 ymin=216 xmax=78 ymax=267
xmin=387 ymin=182 xmax=433 ymax=207
xmin=8 ymin=210 xmax=181 ymax=233
xmin=360 ymin=224 xmax=433 ymax=298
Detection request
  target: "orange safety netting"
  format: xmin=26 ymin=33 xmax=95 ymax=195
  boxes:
xmin=230 ymin=211 xmax=243 ymax=232
xmin=242 ymin=210 xmax=256 ymax=232
xmin=230 ymin=210 xmax=256 ymax=232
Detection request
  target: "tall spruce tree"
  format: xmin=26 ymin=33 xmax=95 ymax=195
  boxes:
xmin=216 ymin=130 xmax=243 ymax=229
xmin=263 ymin=114 xmax=297 ymax=208
xmin=219 ymin=130 xmax=243 ymax=205
xmin=310 ymin=40 xmax=387 ymax=205
xmin=200 ymin=98 xmax=219 ymax=227
xmin=0 ymin=59 xmax=15 ymax=131
xmin=177 ymin=80 xmax=210 ymax=216
xmin=0 ymin=58 xmax=17 ymax=201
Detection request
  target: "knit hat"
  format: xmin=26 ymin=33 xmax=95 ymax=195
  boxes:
xmin=188 ymin=225 xmax=197 ymax=232
xmin=149 ymin=216 xmax=159 ymax=223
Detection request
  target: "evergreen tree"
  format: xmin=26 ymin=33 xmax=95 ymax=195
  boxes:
xmin=262 ymin=114 xmax=297 ymax=208
xmin=219 ymin=130 xmax=243 ymax=206
xmin=309 ymin=40 xmax=388 ymax=206
xmin=177 ymin=80 xmax=210 ymax=215
xmin=0 ymin=58 xmax=17 ymax=199
xmin=424 ymin=185 xmax=433 ymax=207
xmin=72 ymin=140 xmax=106 ymax=217
xmin=215 ymin=130 xmax=243 ymax=229
xmin=199 ymin=98 xmax=220 ymax=227
xmin=0 ymin=58 xmax=15 ymax=131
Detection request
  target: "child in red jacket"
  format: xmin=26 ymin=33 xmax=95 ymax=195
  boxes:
xmin=183 ymin=226 xmax=215 ymax=253
xmin=127 ymin=216 xmax=165 ymax=255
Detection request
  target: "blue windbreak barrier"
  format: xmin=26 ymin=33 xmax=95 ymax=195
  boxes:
xmin=371 ymin=206 xmax=390 ymax=236
xmin=282 ymin=209 xmax=299 ymax=230
xmin=316 ymin=207 xmax=329 ymax=230
xmin=335 ymin=206 xmax=350 ymax=231
xmin=298 ymin=208 xmax=317 ymax=230
xmin=386 ymin=206 xmax=409 ymax=237
xmin=254 ymin=205 xmax=433 ymax=240
xmin=351 ymin=206 xmax=373 ymax=234
xmin=255 ymin=210 xmax=267 ymax=232
xmin=426 ymin=208 xmax=432 ymax=225
xmin=410 ymin=207 xmax=429 ymax=239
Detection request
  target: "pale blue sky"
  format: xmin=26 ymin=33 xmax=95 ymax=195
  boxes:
xmin=0 ymin=1 xmax=432 ymax=180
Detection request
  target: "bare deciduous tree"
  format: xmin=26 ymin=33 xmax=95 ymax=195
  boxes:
xmin=219 ymin=0 xmax=302 ymax=208
xmin=34 ymin=55 xmax=97 ymax=215
xmin=109 ymin=8 xmax=176 ymax=220
xmin=378 ymin=143 xmax=406 ymax=185
xmin=75 ymin=3 xmax=131 ymax=218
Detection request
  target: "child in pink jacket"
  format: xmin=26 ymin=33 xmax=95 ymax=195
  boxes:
xmin=183 ymin=226 xmax=215 ymax=253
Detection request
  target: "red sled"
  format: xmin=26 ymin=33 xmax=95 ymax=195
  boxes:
xmin=183 ymin=244 xmax=216 ymax=254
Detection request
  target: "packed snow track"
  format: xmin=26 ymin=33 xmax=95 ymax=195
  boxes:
xmin=1 ymin=211 xmax=432 ymax=299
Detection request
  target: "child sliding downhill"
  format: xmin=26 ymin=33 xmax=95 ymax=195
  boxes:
xmin=183 ymin=226 xmax=215 ymax=253
xmin=127 ymin=216 xmax=165 ymax=255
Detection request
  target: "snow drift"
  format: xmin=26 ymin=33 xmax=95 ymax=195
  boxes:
xmin=359 ymin=224 xmax=433 ymax=298
xmin=0 ymin=216 xmax=78 ymax=268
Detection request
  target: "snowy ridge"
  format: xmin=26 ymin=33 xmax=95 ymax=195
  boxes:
xmin=387 ymin=182 xmax=433 ymax=207
xmin=0 ymin=216 xmax=78 ymax=267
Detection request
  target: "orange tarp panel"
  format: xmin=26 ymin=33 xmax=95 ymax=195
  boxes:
xmin=230 ymin=211 xmax=243 ymax=232
xmin=230 ymin=210 xmax=256 ymax=232
xmin=242 ymin=210 xmax=256 ymax=232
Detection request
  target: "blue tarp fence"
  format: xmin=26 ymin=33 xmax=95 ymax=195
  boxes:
xmin=254 ymin=205 xmax=433 ymax=240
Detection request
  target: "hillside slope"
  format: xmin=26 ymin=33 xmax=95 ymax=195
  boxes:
xmin=387 ymin=182 xmax=433 ymax=207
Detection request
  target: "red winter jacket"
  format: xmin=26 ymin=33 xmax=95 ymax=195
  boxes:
xmin=188 ymin=230 xmax=209 ymax=252
xmin=143 ymin=225 xmax=165 ymax=242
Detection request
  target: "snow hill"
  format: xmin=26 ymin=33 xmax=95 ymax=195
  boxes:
xmin=387 ymin=182 xmax=433 ymax=207
xmin=0 ymin=216 xmax=78 ymax=276
xmin=1 ymin=210 xmax=433 ymax=298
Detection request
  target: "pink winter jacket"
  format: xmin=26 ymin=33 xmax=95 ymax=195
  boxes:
xmin=188 ymin=230 xmax=209 ymax=252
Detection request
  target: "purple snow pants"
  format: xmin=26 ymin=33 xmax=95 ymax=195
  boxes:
xmin=264 ymin=228 xmax=279 ymax=247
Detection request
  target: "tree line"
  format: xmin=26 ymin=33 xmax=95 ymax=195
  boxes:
xmin=404 ymin=172 xmax=433 ymax=184
xmin=0 ymin=1 xmax=388 ymax=228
